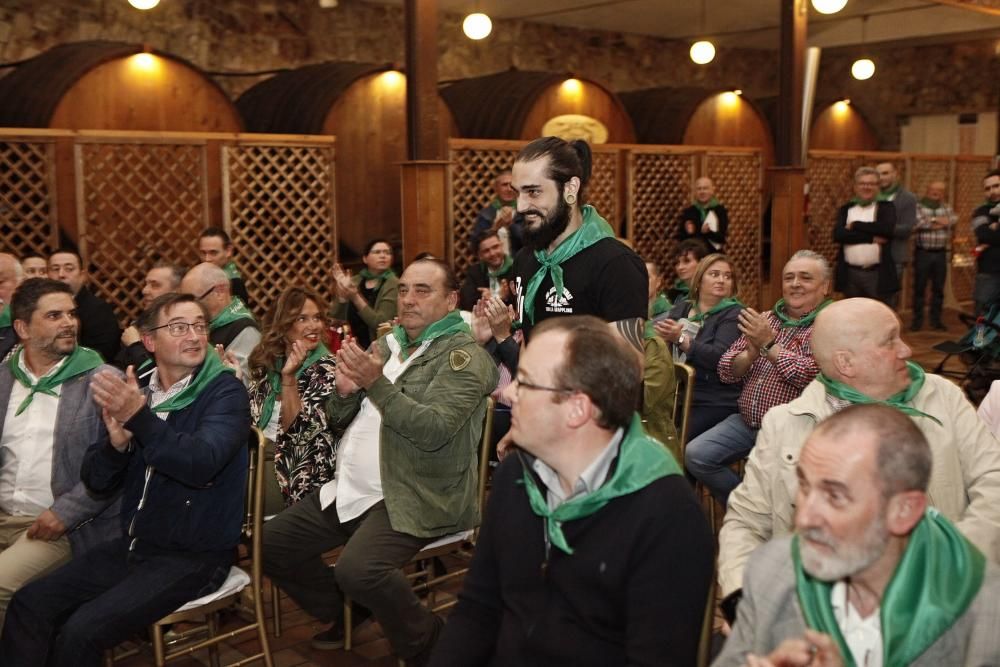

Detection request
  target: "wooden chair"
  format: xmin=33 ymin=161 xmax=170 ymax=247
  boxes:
xmin=672 ymin=361 xmax=696 ymax=452
xmin=343 ymin=398 xmax=495 ymax=651
xmin=107 ymin=427 xmax=273 ymax=666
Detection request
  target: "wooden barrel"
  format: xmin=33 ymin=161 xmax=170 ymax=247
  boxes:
xmin=0 ymin=41 xmax=241 ymax=132
xmin=237 ymin=62 xmax=456 ymax=258
xmin=440 ymin=70 xmax=636 ymax=143
xmin=810 ymin=100 xmax=879 ymax=150
xmin=621 ymin=87 xmax=774 ymax=161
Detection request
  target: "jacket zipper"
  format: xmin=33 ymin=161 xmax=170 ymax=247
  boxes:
xmin=128 ymin=465 xmax=155 ymax=552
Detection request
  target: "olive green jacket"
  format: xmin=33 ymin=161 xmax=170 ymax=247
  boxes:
xmin=325 ymin=330 xmax=498 ymax=538
xmin=331 ymin=273 xmax=399 ymax=341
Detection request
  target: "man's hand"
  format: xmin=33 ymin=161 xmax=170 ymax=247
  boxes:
xmin=737 ymin=308 xmax=774 ymax=349
xmin=496 ymin=428 xmax=518 ymax=461
xmin=121 ymin=324 xmax=141 ymax=346
xmin=101 ymin=407 xmax=134 ymax=451
xmin=685 ymin=220 xmax=697 ymax=235
xmin=494 ymin=206 xmax=515 ymax=228
xmin=215 ymin=344 xmax=243 ymax=381
xmin=26 ymin=509 xmax=67 ymax=541
xmin=336 ymin=338 xmax=384 ymax=390
xmin=332 ymin=263 xmax=357 ymax=302
xmin=470 ymin=302 xmax=493 ymax=346
xmin=702 ymin=221 xmax=712 ymax=234
xmin=744 ymin=630 xmax=845 ymax=667
xmin=482 ymin=296 xmax=513 ymax=342
xmin=91 ymin=366 xmax=145 ymax=424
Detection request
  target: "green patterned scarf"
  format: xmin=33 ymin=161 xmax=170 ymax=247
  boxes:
xmin=817 ymin=361 xmax=942 ymax=425
xmin=523 ymin=205 xmax=615 ymax=323
xmin=520 ymin=413 xmax=681 ymax=555
xmin=210 ymin=297 xmax=257 ymax=331
xmin=257 ymin=343 xmax=330 ymax=429
xmin=391 ymin=310 xmax=470 ymax=360
xmin=223 ymin=261 xmax=241 ymax=280
xmin=359 ymin=268 xmax=396 ymax=287
xmin=153 ymin=351 xmax=234 ymax=413
xmin=850 ymin=196 xmax=877 ymax=206
xmin=920 ymin=198 xmax=942 ymax=210
xmin=671 ymin=279 xmax=690 ymax=299
xmin=485 ymin=255 xmax=514 ymax=280
xmin=490 ymin=197 xmax=516 ymax=210
xmin=690 ymin=297 xmax=742 ymax=323
xmin=878 ymin=183 xmax=900 ymax=201
xmin=793 ymin=509 xmax=984 ymax=667
xmin=10 ymin=345 xmax=103 ymax=416
xmin=649 ymin=293 xmax=670 ymax=318
xmin=693 ymin=197 xmax=721 ymax=221
xmin=0 ymin=305 xmax=10 ymax=329
xmin=773 ymin=298 xmax=832 ymax=328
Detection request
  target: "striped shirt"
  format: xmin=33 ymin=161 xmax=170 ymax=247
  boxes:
xmin=914 ymin=202 xmax=957 ymax=251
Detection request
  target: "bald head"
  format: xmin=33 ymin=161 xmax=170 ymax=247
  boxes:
xmin=694 ymin=177 xmax=715 ymax=204
xmin=812 ymin=298 xmax=892 ymax=373
xmin=181 ymin=262 xmax=228 ymax=295
xmin=0 ymin=253 xmax=22 ymax=305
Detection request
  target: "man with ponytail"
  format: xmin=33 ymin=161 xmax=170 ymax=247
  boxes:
xmin=509 ymin=136 xmax=647 ymax=340
xmin=718 ymin=297 xmax=1000 ymax=622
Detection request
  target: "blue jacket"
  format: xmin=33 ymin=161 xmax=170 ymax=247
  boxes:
xmin=81 ymin=366 xmax=250 ymax=556
xmin=667 ymin=299 xmax=742 ymax=409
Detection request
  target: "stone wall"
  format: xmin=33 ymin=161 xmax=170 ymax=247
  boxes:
xmin=0 ymin=0 xmax=995 ymax=149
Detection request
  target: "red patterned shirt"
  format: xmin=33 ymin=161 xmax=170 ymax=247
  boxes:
xmin=717 ymin=311 xmax=820 ymax=428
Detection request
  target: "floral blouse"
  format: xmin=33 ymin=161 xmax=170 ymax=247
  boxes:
xmin=248 ymin=356 xmax=338 ymax=505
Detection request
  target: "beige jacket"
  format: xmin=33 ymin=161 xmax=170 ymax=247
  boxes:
xmin=718 ymin=374 xmax=1000 ymax=596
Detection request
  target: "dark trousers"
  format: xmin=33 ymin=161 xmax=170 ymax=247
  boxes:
xmin=262 ymin=493 xmax=436 ymax=659
xmin=0 ymin=537 xmax=230 ymax=667
xmin=912 ymin=248 xmax=947 ymax=325
xmin=975 ymin=272 xmax=1000 ymax=316
xmin=843 ymin=265 xmax=893 ymax=306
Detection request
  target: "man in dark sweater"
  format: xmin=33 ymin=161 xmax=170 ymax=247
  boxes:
xmin=48 ymin=250 xmax=121 ymax=362
xmin=430 ymin=316 xmax=713 ymax=667
xmin=678 ymin=176 xmax=729 ymax=251
xmin=459 ymin=230 xmax=515 ymax=310
xmin=973 ymin=169 xmax=1000 ymax=315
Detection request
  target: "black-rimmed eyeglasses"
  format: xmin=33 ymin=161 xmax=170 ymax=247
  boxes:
xmin=512 ymin=376 xmax=573 ymax=396
xmin=147 ymin=321 xmax=209 ymax=337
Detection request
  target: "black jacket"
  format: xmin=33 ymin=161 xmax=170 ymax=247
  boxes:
xmin=833 ymin=200 xmax=898 ymax=294
xmin=459 ymin=261 xmax=515 ymax=311
xmin=75 ymin=286 xmax=122 ymax=362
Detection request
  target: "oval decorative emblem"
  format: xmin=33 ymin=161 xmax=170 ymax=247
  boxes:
xmin=541 ymin=114 xmax=609 ymax=144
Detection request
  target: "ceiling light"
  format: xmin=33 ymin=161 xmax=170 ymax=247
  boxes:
xmin=463 ymin=13 xmax=492 ymax=40
xmin=811 ymin=0 xmax=848 ymax=14
xmin=128 ymin=0 xmax=160 ymax=9
xmin=851 ymin=58 xmax=875 ymax=80
xmin=690 ymin=41 xmax=716 ymax=65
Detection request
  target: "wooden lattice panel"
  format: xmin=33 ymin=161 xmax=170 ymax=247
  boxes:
xmin=0 ymin=138 xmax=59 ymax=261
xmin=224 ymin=142 xmax=337 ymax=315
xmin=77 ymin=140 xmax=208 ymax=324
xmin=805 ymin=154 xmax=863 ymax=269
xmin=909 ymin=158 xmax=951 ymax=199
xmin=448 ymin=141 xmax=519 ymax=277
xmin=627 ymin=149 xmax=695 ymax=276
xmin=589 ymin=147 xmax=621 ymax=232
xmin=952 ymin=158 xmax=994 ymax=304
xmin=707 ymin=152 xmax=763 ymax=308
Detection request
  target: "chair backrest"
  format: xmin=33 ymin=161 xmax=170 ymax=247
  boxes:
xmin=672 ymin=362 xmax=696 ymax=447
xmin=244 ymin=428 xmax=267 ymax=571
xmin=474 ymin=398 xmax=495 ymax=541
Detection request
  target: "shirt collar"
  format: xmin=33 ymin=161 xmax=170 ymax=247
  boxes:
xmin=531 ymin=427 xmax=625 ymax=508
xmin=17 ymin=352 xmax=68 ymax=384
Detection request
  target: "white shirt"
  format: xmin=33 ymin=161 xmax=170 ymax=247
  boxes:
xmin=148 ymin=369 xmax=194 ymax=420
xmin=977 ymin=380 xmax=1000 ymax=437
xmin=843 ymin=203 xmax=881 ymax=268
xmin=703 ymin=210 xmax=722 ymax=249
xmin=831 ymin=581 xmax=882 ymax=667
xmin=0 ymin=355 xmax=66 ymax=516
xmin=319 ymin=335 xmax=431 ymax=521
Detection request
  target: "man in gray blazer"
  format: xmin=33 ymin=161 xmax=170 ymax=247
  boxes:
xmin=0 ymin=278 xmax=119 ymax=627
xmin=877 ymin=162 xmax=917 ymax=307
xmin=714 ymin=404 xmax=1000 ymax=667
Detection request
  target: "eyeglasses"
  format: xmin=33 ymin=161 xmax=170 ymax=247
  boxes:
xmin=196 ymin=286 xmax=217 ymax=301
xmin=148 ymin=321 xmax=209 ymax=337
xmin=512 ymin=376 xmax=573 ymax=396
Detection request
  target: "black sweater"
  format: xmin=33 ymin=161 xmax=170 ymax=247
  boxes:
xmin=974 ymin=202 xmax=1000 ymax=275
xmin=430 ymin=452 xmax=714 ymax=667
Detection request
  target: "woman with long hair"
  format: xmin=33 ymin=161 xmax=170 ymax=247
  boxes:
xmin=248 ymin=286 xmax=337 ymax=506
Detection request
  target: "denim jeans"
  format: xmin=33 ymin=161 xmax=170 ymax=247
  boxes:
xmin=684 ymin=413 xmax=758 ymax=504
xmin=0 ymin=537 xmax=231 ymax=667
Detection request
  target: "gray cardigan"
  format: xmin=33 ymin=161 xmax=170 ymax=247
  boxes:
xmin=0 ymin=360 xmax=121 ymax=554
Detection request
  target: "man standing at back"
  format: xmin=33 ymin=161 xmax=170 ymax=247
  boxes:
xmin=876 ymin=161 xmax=917 ymax=306
xmin=510 ymin=136 xmax=647 ymax=340
xmin=972 ymin=169 xmax=1000 ymax=315
xmin=48 ymin=250 xmax=121 ymax=362
xmin=0 ymin=254 xmax=22 ymax=360
xmin=199 ymin=227 xmax=251 ymax=305
xmin=678 ymin=176 xmax=729 ymax=251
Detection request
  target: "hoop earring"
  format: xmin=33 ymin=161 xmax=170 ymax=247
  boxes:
xmin=564 ymin=193 xmax=577 ymax=205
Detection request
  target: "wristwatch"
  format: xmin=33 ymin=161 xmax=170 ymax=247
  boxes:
xmin=759 ymin=339 xmax=776 ymax=355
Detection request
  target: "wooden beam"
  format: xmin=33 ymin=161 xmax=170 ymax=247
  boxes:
xmin=404 ymin=0 xmax=444 ymax=161
xmin=775 ymin=0 xmax=808 ymax=168
xmin=928 ymin=0 xmax=1000 ymax=17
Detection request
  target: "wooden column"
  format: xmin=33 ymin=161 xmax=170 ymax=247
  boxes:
xmin=767 ymin=0 xmax=809 ymax=302
xmin=400 ymin=0 xmax=449 ymax=263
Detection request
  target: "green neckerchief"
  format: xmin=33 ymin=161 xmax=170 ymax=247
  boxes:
xmin=10 ymin=345 xmax=103 ymax=416
xmin=153 ymin=351 xmax=234 ymax=413
xmin=817 ymin=361 xmax=942 ymax=425
xmin=649 ymin=293 xmax=670 ymax=318
xmin=693 ymin=197 xmax=721 ymax=221
xmin=690 ymin=296 xmax=743 ymax=323
xmin=523 ymin=205 xmax=615 ymax=323
xmin=0 ymin=304 xmax=10 ymax=329
xmin=223 ymin=261 xmax=241 ymax=280
xmin=257 ymin=342 xmax=330 ymax=429
xmin=773 ymin=298 xmax=832 ymax=328
xmin=878 ymin=183 xmax=900 ymax=201
xmin=850 ymin=196 xmax=877 ymax=206
xmin=920 ymin=198 xmax=943 ymax=209
xmin=137 ymin=357 xmax=154 ymax=373
xmin=484 ymin=255 xmax=514 ymax=280
xmin=672 ymin=279 xmax=690 ymax=299
xmin=391 ymin=310 xmax=470 ymax=360
xmin=490 ymin=197 xmax=516 ymax=210
xmin=359 ymin=268 xmax=396 ymax=285
xmin=210 ymin=296 xmax=257 ymax=331
xmin=520 ymin=413 xmax=681 ymax=555
xmin=793 ymin=509 xmax=984 ymax=667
